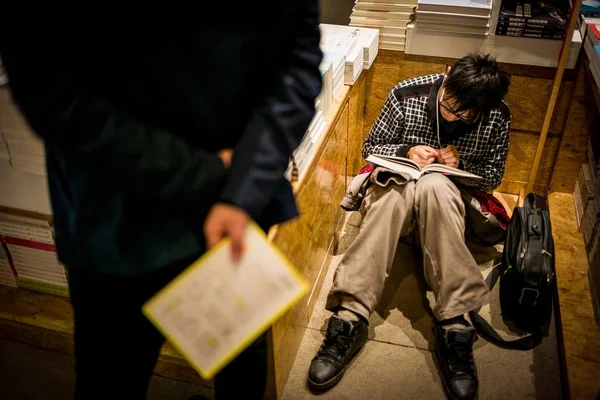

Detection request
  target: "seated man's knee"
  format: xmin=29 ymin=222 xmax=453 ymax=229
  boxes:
xmin=415 ymin=174 xmax=455 ymax=197
xmin=367 ymin=183 xmax=409 ymax=208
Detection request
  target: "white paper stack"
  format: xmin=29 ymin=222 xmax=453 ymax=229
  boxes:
xmin=415 ymin=0 xmax=493 ymax=36
xmin=320 ymin=26 xmax=363 ymax=85
xmin=317 ymin=60 xmax=333 ymax=117
xmin=350 ymin=0 xmax=418 ymax=52
xmin=323 ymin=52 xmax=346 ymax=99
xmin=584 ymin=23 xmax=600 ymax=87
xmin=0 ymin=243 xmax=17 ymax=288
xmin=0 ymin=94 xmax=46 ymax=176
xmin=286 ymin=111 xmax=328 ymax=181
xmin=321 ymin=24 xmax=380 ymax=69
xmin=0 ymin=214 xmax=69 ymax=296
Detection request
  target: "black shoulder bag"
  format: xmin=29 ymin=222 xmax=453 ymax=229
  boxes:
xmin=469 ymin=193 xmax=556 ymax=350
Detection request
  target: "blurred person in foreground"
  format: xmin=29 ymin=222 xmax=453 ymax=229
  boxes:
xmin=307 ymin=53 xmax=511 ymax=400
xmin=0 ymin=3 xmax=322 ymax=399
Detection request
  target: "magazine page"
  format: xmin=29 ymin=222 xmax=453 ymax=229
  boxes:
xmin=143 ymin=224 xmax=308 ymax=380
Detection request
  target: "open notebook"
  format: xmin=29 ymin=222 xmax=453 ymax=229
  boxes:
xmin=143 ymin=224 xmax=308 ymax=380
xmin=366 ymin=154 xmax=482 ymax=183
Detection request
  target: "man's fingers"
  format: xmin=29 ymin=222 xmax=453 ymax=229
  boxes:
xmin=441 ymin=151 xmax=456 ymax=160
xmin=229 ymin=222 xmax=246 ymax=263
xmin=204 ymin=224 xmax=222 ymax=249
xmin=416 ymin=147 xmax=437 ymax=159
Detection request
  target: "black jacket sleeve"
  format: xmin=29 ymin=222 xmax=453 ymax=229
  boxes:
xmin=218 ymin=0 xmax=323 ymax=219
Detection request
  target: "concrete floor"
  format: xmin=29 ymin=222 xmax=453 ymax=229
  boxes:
xmin=0 ymin=339 xmax=213 ymax=400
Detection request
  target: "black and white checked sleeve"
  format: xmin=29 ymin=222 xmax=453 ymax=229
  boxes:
xmin=362 ymin=91 xmax=412 ymax=159
xmin=460 ymin=115 xmax=511 ymax=192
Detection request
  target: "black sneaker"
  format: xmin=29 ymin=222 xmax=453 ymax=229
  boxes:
xmin=307 ymin=314 xmax=368 ymax=391
xmin=435 ymin=324 xmax=479 ymax=400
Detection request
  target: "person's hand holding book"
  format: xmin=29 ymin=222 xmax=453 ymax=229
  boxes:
xmin=408 ymin=145 xmax=439 ymax=168
xmin=436 ymin=145 xmax=459 ymax=168
xmin=204 ymin=204 xmax=249 ymax=263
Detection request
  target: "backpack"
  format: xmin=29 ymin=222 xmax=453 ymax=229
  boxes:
xmin=469 ymin=193 xmax=556 ymax=350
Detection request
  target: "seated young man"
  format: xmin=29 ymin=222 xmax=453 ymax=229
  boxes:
xmin=307 ymin=53 xmax=511 ymax=400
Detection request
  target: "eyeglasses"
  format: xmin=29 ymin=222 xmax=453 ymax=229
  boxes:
xmin=439 ymin=86 xmax=477 ymax=125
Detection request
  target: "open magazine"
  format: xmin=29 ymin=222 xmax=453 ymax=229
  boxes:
xmin=143 ymin=224 xmax=308 ymax=380
xmin=366 ymin=154 xmax=482 ymax=184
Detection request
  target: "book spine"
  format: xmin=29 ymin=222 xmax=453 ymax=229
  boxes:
xmin=497 ymin=17 xmax=565 ymax=27
xmin=497 ymin=31 xmax=564 ymax=39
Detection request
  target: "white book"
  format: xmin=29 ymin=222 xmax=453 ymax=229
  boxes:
xmin=319 ymin=29 xmax=363 ymax=85
xmin=416 ymin=21 xmax=489 ymax=35
xmin=320 ymin=24 xmax=380 ymax=69
xmin=381 ymin=32 xmax=408 ymax=39
xmin=351 ymin=16 xmax=411 ymax=28
xmin=354 ymin=2 xmax=417 ymax=12
xmin=417 ymin=0 xmax=492 ymax=16
xmin=366 ymin=154 xmax=482 ymax=182
xmin=143 ymin=225 xmax=308 ymax=380
xmin=416 ymin=10 xmax=490 ymax=26
xmin=319 ymin=61 xmax=333 ymax=116
xmin=352 ymin=10 xmax=414 ymax=19
xmin=380 ymin=41 xmax=406 ymax=51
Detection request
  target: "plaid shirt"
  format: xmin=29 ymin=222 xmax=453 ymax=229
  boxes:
xmin=363 ymin=74 xmax=511 ymax=192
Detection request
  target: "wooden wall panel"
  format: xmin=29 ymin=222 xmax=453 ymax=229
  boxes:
xmin=348 ymin=73 xmax=367 ymax=176
xmin=504 ymin=77 xmax=574 ymax=134
xmin=270 ymin=105 xmax=349 ymax=398
xmin=501 ymin=131 xmax=561 ymax=191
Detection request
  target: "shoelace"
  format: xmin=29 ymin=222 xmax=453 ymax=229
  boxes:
xmin=448 ymin=341 xmax=474 ymax=374
xmin=317 ymin=333 xmax=351 ymax=363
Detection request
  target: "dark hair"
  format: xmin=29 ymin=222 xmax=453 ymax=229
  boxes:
xmin=444 ymin=53 xmax=511 ymax=122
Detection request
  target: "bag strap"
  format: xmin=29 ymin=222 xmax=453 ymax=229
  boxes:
xmin=524 ymin=192 xmax=549 ymax=211
xmin=468 ymin=265 xmax=543 ymax=350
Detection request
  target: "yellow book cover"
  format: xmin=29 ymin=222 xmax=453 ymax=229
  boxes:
xmin=142 ymin=223 xmax=308 ymax=380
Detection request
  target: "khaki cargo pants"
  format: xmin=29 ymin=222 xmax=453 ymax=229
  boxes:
xmin=326 ymin=173 xmax=498 ymax=322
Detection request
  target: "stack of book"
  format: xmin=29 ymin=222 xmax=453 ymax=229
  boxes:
xmin=320 ymin=25 xmax=364 ymax=85
xmin=317 ymin=60 xmax=333 ymax=118
xmin=416 ymin=0 xmax=494 ymax=36
xmin=573 ymin=114 xmax=600 ymax=322
xmin=584 ymin=22 xmax=600 ymax=87
xmin=0 ymin=243 xmax=17 ymax=288
xmin=323 ymin=52 xmax=346 ymax=102
xmin=495 ymin=0 xmax=569 ymax=40
xmin=0 ymin=214 xmax=69 ymax=296
xmin=350 ymin=0 xmax=418 ymax=51
xmin=0 ymin=97 xmax=46 ymax=176
xmin=321 ymin=24 xmax=380 ymax=70
xmin=578 ymin=1 xmax=600 ymax=47
xmin=582 ymin=0 xmax=600 ymax=18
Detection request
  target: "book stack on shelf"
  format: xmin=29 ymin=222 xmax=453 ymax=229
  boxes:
xmin=0 ymin=98 xmax=46 ymax=176
xmin=496 ymin=0 xmax=569 ymax=40
xmin=584 ymin=22 xmax=600 ymax=87
xmin=573 ymin=115 xmax=600 ymax=321
xmin=321 ymin=24 xmax=380 ymax=70
xmin=0 ymin=243 xmax=17 ymax=288
xmin=349 ymin=0 xmax=418 ymax=51
xmin=579 ymin=1 xmax=600 ymax=42
xmin=320 ymin=25 xmax=363 ymax=85
xmin=0 ymin=214 xmax=69 ymax=296
xmin=415 ymin=0 xmax=494 ymax=36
